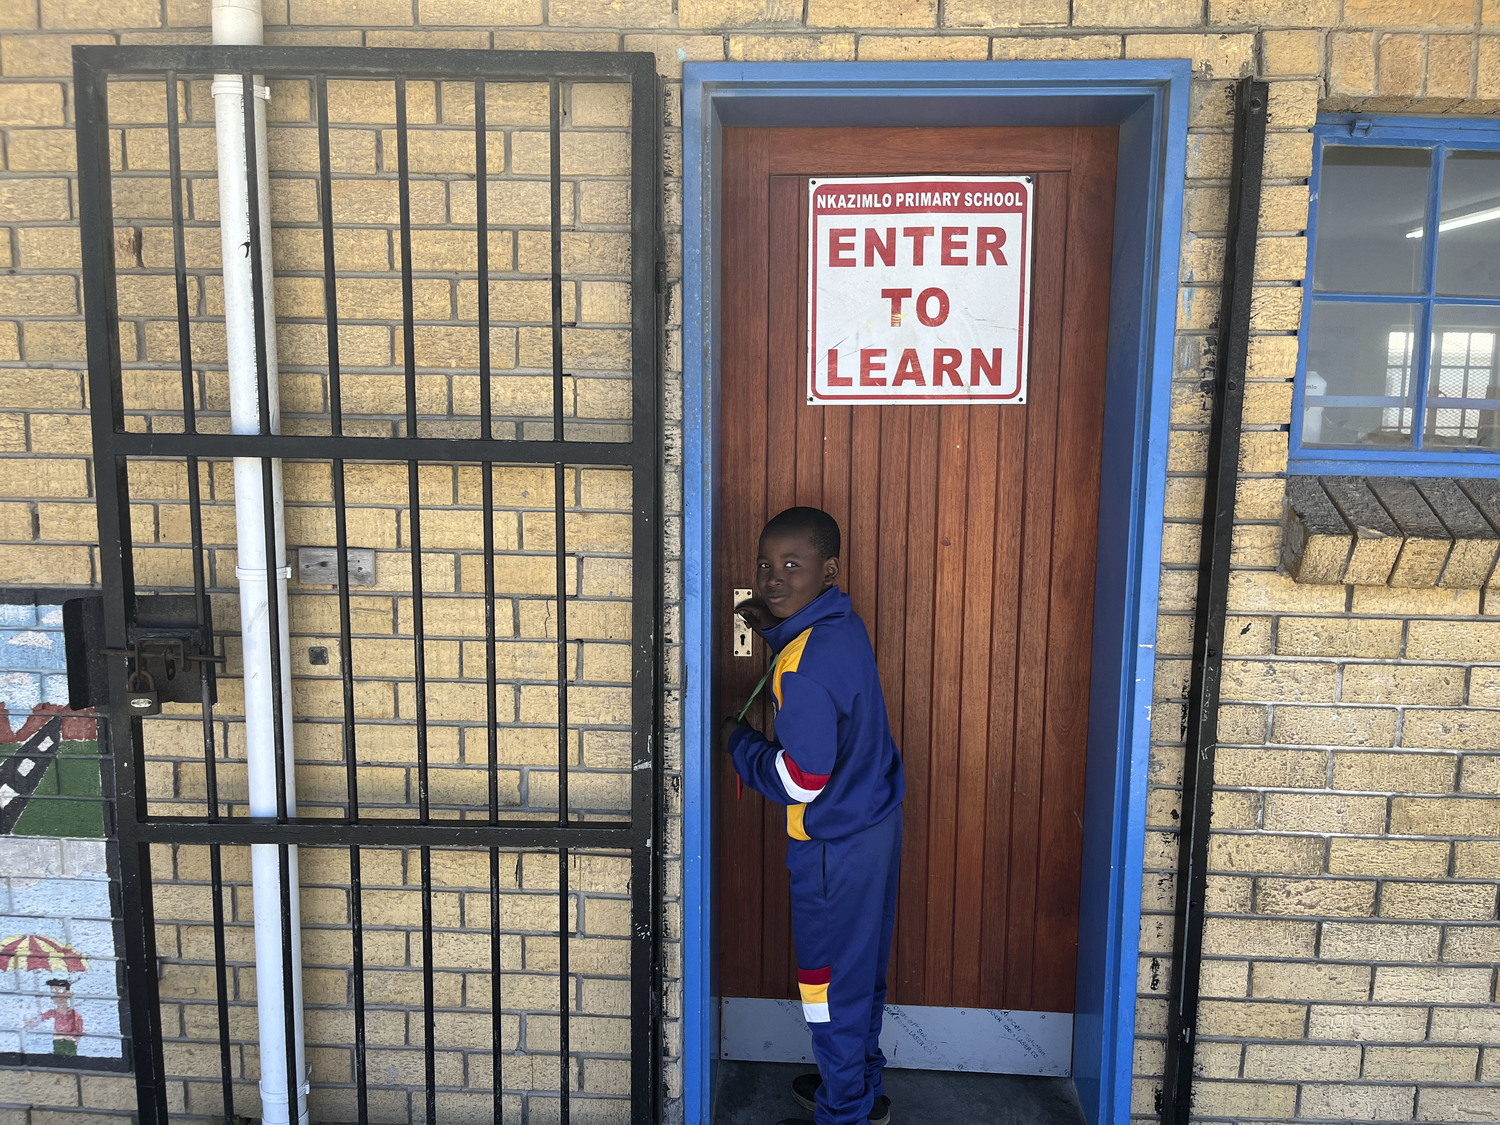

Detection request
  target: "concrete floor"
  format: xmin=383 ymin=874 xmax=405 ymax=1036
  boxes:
xmin=713 ymin=1060 xmax=1088 ymax=1125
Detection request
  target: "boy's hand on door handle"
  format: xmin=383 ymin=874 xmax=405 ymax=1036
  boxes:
xmin=734 ymin=594 xmax=776 ymax=632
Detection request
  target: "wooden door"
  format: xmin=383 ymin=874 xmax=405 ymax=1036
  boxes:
xmin=715 ymin=126 xmax=1117 ymax=1017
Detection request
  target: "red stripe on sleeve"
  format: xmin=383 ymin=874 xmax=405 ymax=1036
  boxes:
xmin=782 ymin=754 xmax=830 ymax=791
xmin=797 ymin=966 xmax=832 ymax=985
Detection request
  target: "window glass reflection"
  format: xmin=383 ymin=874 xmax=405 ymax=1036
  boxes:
xmin=1313 ymin=146 xmax=1431 ymax=295
xmin=1303 ymin=301 xmax=1419 ymax=448
xmin=1435 ymin=151 xmax=1500 ymax=298
xmin=1426 ymin=304 xmax=1500 ymax=451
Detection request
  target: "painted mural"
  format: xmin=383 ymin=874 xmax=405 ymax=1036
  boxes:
xmin=0 ymin=601 xmax=125 ymax=1065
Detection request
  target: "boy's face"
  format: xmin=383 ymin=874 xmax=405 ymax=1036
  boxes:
xmin=755 ymin=528 xmax=839 ymax=620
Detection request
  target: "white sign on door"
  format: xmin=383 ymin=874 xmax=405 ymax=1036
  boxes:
xmin=806 ymin=175 xmax=1033 ymax=405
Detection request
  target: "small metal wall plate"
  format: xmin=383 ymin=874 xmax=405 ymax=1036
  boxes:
xmin=298 ymin=547 xmax=376 ymax=587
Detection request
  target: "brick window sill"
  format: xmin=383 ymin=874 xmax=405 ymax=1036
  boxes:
xmin=1282 ymin=476 xmax=1500 ymax=589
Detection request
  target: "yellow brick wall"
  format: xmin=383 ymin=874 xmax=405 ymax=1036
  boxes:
xmin=0 ymin=1 xmax=1496 ymax=1123
xmin=1140 ymin=17 xmax=1499 ymax=1124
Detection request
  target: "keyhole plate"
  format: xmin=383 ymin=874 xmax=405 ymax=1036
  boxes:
xmin=732 ymin=588 xmax=753 ymax=658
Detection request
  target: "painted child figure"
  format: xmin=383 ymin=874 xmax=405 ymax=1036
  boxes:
xmin=720 ymin=507 xmax=905 ymax=1125
xmin=27 ymin=978 xmax=83 ymax=1056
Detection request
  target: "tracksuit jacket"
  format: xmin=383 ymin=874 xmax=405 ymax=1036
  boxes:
xmin=728 ymin=584 xmax=905 ymax=840
xmin=728 ymin=585 xmax=905 ymax=1125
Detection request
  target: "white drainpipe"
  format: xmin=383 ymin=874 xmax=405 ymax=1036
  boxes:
xmin=210 ymin=2 xmax=308 ymax=1123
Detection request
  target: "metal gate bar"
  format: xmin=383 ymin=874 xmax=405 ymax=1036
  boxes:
xmin=74 ymin=44 xmax=664 ymax=1124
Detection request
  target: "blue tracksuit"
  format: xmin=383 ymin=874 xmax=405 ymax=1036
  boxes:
xmin=728 ymin=586 xmax=905 ymax=1125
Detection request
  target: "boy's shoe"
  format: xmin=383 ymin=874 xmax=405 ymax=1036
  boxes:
xmin=791 ymin=1073 xmax=891 ymax=1125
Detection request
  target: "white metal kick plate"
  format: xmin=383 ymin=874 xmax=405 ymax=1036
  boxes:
xmin=732 ymin=588 xmax=753 ymax=657
xmin=721 ymin=997 xmax=1072 ymax=1076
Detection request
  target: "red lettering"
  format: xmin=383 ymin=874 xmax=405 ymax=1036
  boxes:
xmin=859 ymin=348 xmax=887 ymax=387
xmin=880 ymin=287 xmax=913 ymax=327
xmin=940 ymin=226 xmax=968 ymax=266
xmin=865 ymin=227 xmax=896 ymax=267
xmin=829 ymin=228 xmax=855 ymax=267
xmin=971 ymin=348 xmax=1003 ymax=387
xmin=892 ymin=349 xmax=926 ymax=387
xmin=978 ymin=227 xmax=1007 ymax=265
xmin=916 ymin=287 xmax=950 ymax=328
xmin=902 ymin=226 xmax=935 ymax=266
xmin=826 ymin=348 xmax=851 ymax=387
xmin=934 ymin=348 xmax=963 ymax=386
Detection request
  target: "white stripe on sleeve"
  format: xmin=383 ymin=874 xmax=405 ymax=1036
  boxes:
xmin=774 ymin=748 xmax=825 ymax=803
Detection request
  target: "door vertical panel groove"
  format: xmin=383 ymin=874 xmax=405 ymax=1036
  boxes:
xmin=953 ymin=405 xmax=1001 ymax=1002
xmin=856 ymin=403 xmax=891 ymax=976
xmin=765 ymin=170 xmax=804 ymax=996
xmin=1036 ymin=128 xmax=1118 ymax=1012
xmin=823 ymin=402 xmax=852 ymax=598
xmin=848 ymin=407 xmax=880 ymax=655
xmin=981 ymin=396 xmax=1026 ymax=1006
xmin=719 ymin=128 xmax=768 ymax=999
xmin=1004 ymin=168 xmax=1071 ymax=1010
xmin=923 ymin=405 xmax=971 ymax=1005
xmin=875 ymin=405 xmax=913 ymax=995
xmin=899 ymin=404 xmax=939 ymax=1005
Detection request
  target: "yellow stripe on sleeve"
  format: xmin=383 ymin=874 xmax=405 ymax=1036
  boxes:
xmin=771 ymin=627 xmax=814 ymax=709
xmin=774 ymin=628 xmax=817 ymax=840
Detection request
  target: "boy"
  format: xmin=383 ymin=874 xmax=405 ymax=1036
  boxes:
xmin=721 ymin=506 xmax=905 ymax=1125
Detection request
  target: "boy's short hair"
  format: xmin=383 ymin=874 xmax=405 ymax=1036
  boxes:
xmin=761 ymin=506 xmax=841 ymax=561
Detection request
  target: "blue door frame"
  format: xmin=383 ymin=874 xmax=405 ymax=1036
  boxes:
xmin=680 ymin=60 xmax=1190 ymax=1125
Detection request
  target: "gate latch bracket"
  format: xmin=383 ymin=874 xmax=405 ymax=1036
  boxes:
xmin=101 ymin=635 xmax=226 ymax=709
xmin=68 ymin=593 xmax=224 ymax=710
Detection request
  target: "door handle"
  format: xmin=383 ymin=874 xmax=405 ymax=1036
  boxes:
xmin=732 ymin=588 xmax=753 ymax=657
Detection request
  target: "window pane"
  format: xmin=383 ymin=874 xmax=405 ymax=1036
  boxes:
xmin=1303 ymin=300 xmax=1420 ymax=448
xmin=1313 ymin=146 xmax=1431 ymax=295
xmin=1435 ymin=150 xmax=1500 ymax=298
xmin=1425 ymin=304 xmax=1500 ymax=452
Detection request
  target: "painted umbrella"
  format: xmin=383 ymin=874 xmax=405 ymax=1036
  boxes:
xmin=0 ymin=934 xmax=88 ymax=974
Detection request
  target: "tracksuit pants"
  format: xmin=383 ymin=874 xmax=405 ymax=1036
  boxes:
xmin=786 ymin=806 xmax=902 ymax=1125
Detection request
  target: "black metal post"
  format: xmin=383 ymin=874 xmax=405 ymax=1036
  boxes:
xmin=628 ymin=57 xmax=667 ymax=1125
xmin=1160 ymin=76 xmax=1268 ymax=1125
xmin=75 ymin=49 xmax=169 ymax=1125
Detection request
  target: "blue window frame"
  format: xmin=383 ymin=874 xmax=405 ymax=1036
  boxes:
xmin=1293 ymin=114 xmax=1500 ymax=477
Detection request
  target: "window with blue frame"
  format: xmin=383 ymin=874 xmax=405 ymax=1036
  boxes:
xmin=1294 ymin=116 xmax=1500 ymax=476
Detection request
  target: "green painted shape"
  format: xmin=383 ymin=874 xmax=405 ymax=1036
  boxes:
xmin=0 ymin=740 xmax=105 ymax=839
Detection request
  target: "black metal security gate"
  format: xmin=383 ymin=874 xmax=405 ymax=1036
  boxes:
xmin=75 ymin=46 xmax=662 ymax=1123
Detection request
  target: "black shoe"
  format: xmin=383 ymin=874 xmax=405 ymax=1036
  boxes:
xmin=791 ymin=1073 xmax=891 ymax=1125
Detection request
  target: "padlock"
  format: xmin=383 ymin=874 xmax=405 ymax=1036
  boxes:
xmin=126 ymin=670 xmax=160 ymax=717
